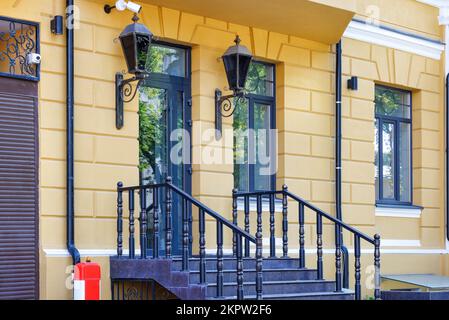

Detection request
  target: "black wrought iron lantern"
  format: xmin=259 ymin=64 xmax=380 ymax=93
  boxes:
xmin=115 ymin=14 xmax=153 ymax=129
xmin=119 ymin=14 xmax=153 ymax=75
xmin=215 ymin=35 xmax=253 ymax=139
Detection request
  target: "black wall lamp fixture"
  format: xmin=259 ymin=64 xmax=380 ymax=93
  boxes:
xmin=51 ymin=16 xmax=64 ymax=35
xmin=347 ymin=76 xmax=358 ymax=90
xmin=215 ymin=35 xmax=253 ymax=140
xmin=113 ymin=13 xmax=153 ymax=129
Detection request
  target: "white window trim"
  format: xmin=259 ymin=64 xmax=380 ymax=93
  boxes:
xmin=375 ymin=206 xmax=422 ymax=218
xmin=343 ymin=20 xmax=444 ymax=60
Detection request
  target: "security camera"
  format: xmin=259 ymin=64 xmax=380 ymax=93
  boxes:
xmin=115 ymin=0 xmax=142 ymax=14
xmin=26 ymin=53 xmax=41 ymax=65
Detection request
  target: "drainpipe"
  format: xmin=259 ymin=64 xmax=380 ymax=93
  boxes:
xmin=440 ymin=6 xmax=449 ymax=243
xmin=66 ymin=0 xmax=80 ymax=266
xmin=335 ymin=40 xmax=349 ymax=288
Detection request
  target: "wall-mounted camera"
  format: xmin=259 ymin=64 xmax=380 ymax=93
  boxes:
xmin=104 ymin=0 xmax=142 ymax=14
xmin=26 ymin=53 xmax=42 ymax=65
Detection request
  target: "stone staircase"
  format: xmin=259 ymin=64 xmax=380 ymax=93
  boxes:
xmin=110 ymin=179 xmax=380 ymax=300
xmin=179 ymin=257 xmax=354 ymax=300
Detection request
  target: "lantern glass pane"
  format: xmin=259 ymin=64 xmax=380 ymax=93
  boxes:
xmin=238 ymin=55 xmax=251 ymax=89
xmin=136 ymin=34 xmax=151 ymax=72
xmin=121 ymin=34 xmax=137 ymax=73
xmin=223 ymin=54 xmax=238 ymax=90
xmin=146 ymin=43 xmax=186 ymax=77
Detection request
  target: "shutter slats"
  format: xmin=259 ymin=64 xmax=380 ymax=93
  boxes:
xmin=0 ymin=79 xmax=38 ymax=300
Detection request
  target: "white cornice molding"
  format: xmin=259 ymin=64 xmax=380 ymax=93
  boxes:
xmin=417 ymin=0 xmax=447 ymax=8
xmin=417 ymin=0 xmax=449 ymax=25
xmin=343 ymin=20 xmax=444 ymax=60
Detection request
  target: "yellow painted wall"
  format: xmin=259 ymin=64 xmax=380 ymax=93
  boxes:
xmin=1 ymin=0 xmax=446 ymax=299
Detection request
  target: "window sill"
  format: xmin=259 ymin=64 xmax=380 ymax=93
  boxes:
xmin=237 ymin=197 xmax=283 ymax=213
xmin=375 ymin=204 xmax=422 ymax=219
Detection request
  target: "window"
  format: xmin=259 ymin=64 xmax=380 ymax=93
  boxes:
xmin=375 ymin=85 xmax=412 ymax=205
xmin=233 ymin=61 xmax=276 ymax=192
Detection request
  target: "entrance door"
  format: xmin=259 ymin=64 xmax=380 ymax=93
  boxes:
xmin=139 ymin=42 xmax=191 ymax=256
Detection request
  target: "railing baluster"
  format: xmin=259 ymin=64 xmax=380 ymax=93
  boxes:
xmin=117 ymin=182 xmax=123 ymax=257
xmin=269 ymin=194 xmax=276 ymax=258
xmin=216 ymin=221 xmax=224 ymax=297
xmin=199 ymin=208 xmax=206 ymax=284
xmin=374 ymin=234 xmax=381 ymax=300
xmin=256 ymin=195 xmax=263 ymax=300
xmin=335 ymin=224 xmax=342 ymax=292
xmin=140 ymin=187 xmax=147 ymax=259
xmin=236 ymin=234 xmax=244 ymax=300
xmin=282 ymin=185 xmax=289 ymax=258
xmin=153 ymin=187 xmax=159 ymax=258
xmin=232 ymin=189 xmax=238 ymax=257
xmin=316 ymin=213 xmax=323 ymax=280
xmin=298 ymin=202 xmax=305 ymax=268
xmin=165 ymin=177 xmax=172 ymax=259
xmin=354 ymin=234 xmax=361 ymax=300
xmin=182 ymin=198 xmax=189 ymax=271
xmin=244 ymin=195 xmax=250 ymax=258
xmin=129 ymin=189 xmax=135 ymax=259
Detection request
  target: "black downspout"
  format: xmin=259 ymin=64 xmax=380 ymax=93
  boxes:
xmin=446 ymin=73 xmax=449 ymax=241
xmin=335 ymin=40 xmax=349 ymax=288
xmin=66 ymin=0 xmax=80 ymax=266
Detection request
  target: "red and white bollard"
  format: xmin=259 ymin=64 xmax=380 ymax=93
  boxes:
xmin=74 ymin=260 xmax=101 ymax=300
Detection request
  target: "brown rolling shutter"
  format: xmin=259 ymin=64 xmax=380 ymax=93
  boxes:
xmin=0 ymin=77 xmax=39 ymax=300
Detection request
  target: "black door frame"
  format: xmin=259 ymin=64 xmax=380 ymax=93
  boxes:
xmin=140 ymin=41 xmax=192 ymax=256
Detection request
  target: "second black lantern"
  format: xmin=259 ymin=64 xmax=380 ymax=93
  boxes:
xmin=215 ymin=35 xmax=253 ymax=139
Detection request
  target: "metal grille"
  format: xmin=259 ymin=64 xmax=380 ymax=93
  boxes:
xmin=0 ymin=16 xmax=40 ymax=81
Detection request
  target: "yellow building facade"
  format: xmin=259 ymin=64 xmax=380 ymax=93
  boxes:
xmin=1 ymin=0 xmax=448 ymax=299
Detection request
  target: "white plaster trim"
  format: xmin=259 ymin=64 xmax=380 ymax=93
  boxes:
xmin=375 ymin=206 xmax=422 ymax=219
xmin=43 ymin=248 xmax=137 ymax=257
xmin=44 ymin=247 xmax=449 ymax=257
xmin=417 ymin=0 xmax=447 ymax=8
xmin=381 ymin=239 xmax=421 ymax=247
xmin=343 ymin=20 xmax=444 ymax=60
xmin=236 ymin=198 xmax=283 ymax=213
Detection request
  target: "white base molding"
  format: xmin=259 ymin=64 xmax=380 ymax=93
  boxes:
xmin=43 ymin=247 xmax=449 ymax=257
xmin=381 ymin=239 xmax=421 ymax=247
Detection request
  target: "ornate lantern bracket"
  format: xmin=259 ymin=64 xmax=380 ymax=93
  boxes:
xmin=214 ymin=89 xmax=246 ymax=140
xmin=115 ymin=71 xmax=149 ymax=129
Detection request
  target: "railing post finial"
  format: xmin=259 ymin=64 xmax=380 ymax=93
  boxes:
xmin=232 ymin=188 xmax=238 ymax=257
xmin=374 ymin=233 xmax=381 ymax=300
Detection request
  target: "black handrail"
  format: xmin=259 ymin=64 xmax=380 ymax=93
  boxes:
xmin=116 ymin=177 xmax=260 ymax=300
xmin=233 ymin=187 xmax=381 ymax=300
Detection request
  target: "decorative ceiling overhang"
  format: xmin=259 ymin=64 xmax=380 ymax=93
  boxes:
xmin=140 ymin=0 xmax=356 ymax=44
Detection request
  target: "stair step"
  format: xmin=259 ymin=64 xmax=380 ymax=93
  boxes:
xmin=209 ymin=289 xmax=355 ymax=301
xmin=172 ymin=257 xmax=301 ymax=270
xmin=206 ymin=280 xmax=336 ymax=296
xmin=189 ymin=268 xmax=317 ymax=283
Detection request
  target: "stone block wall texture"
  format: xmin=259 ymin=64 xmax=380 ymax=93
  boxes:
xmin=1 ymin=0 xmax=444 ymax=299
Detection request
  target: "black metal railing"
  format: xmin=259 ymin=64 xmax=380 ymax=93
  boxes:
xmin=116 ymin=177 xmax=259 ymax=300
xmin=233 ymin=185 xmax=381 ymax=300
